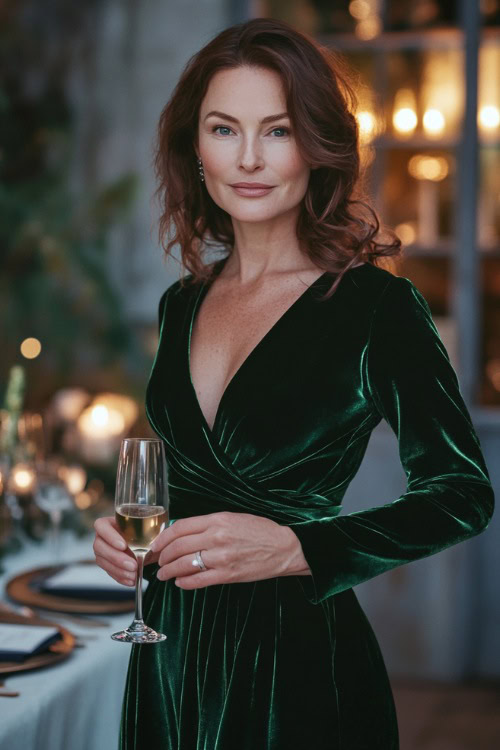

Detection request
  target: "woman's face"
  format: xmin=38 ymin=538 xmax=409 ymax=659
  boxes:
xmin=196 ymin=66 xmax=311 ymax=224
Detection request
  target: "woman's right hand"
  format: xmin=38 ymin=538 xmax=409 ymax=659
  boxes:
xmin=93 ymin=516 xmax=139 ymax=586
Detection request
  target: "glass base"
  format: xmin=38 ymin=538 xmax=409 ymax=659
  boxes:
xmin=111 ymin=621 xmax=167 ymax=644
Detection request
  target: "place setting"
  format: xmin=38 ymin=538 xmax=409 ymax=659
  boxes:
xmin=0 ymin=380 xmax=151 ymax=679
xmin=0 ymin=436 xmax=160 ymax=682
xmin=0 ymin=607 xmax=75 ymax=679
xmin=0 ymin=551 xmax=146 ymax=679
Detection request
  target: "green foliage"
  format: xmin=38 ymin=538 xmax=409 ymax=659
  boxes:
xmin=0 ymin=0 xmax=147 ymax=389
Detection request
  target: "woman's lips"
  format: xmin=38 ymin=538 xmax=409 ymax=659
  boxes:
xmin=230 ymin=185 xmax=275 ymax=197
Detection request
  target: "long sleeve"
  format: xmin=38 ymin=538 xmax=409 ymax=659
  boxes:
xmin=290 ymin=275 xmax=495 ymax=605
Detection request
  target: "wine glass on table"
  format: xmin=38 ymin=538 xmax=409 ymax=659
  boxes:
xmin=33 ymin=474 xmax=73 ymax=562
xmin=111 ymin=438 xmax=169 ymax=644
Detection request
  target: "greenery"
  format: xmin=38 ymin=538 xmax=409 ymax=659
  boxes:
xmin=0 ymin=0 xmax=149 ymax=405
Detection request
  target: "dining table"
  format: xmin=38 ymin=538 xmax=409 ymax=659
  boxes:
xmin=0 ymin=530 xmax=140 ymax=750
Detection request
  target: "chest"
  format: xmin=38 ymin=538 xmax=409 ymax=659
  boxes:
xmin=189 ymin=279 xmax=320 ymax=431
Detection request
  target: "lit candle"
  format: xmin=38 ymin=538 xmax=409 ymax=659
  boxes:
xmin=9 ymin=463 xmax=36 ymax=495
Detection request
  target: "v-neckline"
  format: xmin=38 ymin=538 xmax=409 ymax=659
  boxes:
xmin=187 ymin=260 xmax=335 ymax=437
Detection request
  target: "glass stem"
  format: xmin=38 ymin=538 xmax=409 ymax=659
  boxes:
xmin=134 ymin=551 xmax=146 ymax=623
xmin=50 ymin=509 xmax=62 ymax=563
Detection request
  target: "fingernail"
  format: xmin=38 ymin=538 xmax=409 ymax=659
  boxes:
xmin=124 ymin=560 xmax=136 ymax=571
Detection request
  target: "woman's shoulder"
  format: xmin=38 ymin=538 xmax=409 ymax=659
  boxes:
xmin=158 ymin=271 xmax=200 ymax=307
xmin=350 ymin=265 xmax=439 ymax=358
xmin=344 ymin=262 xmax=426 ymax=312
xmin=156 ymin=273 xmax=199 ymax=329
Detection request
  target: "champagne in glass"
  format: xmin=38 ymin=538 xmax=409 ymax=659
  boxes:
xmin=115 ymin=504 xmax=167 ymax=553
xmin=111 ymin=438 xmax=169 ymax=644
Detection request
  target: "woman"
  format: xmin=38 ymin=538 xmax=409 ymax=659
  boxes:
xmin=93 ymin=18 xmax=495 ymax=750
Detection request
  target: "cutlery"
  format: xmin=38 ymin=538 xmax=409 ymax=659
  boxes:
xmin=0 ymin=680 xmax=20 ymax=697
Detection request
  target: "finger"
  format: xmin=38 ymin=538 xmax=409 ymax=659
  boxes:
xmin=94 ymin=516 xmax=128 ymax=551
xmin=157 ymin=532 xmax=208 ymax=567
xmin=95 ymin=555 xmax=137 ymax=586
xmin=174 ymin=569 xmax=223 ymax=590
xmin=156 ymin=548 xmax=214 ymax=581
xmin=150 ymin=513 xmax=221 ymax=553
xmin=93 ymin=537 xmax=137 ymax=573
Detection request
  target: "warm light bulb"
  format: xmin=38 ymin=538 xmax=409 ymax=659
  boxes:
xmin=77 ymin=403 xmax=126 ymax=438
xmin=14 ymin=469 xmax=33 ymax=489
xmin=91 ymin=405 xmax=109 ymax=427
xmin=20 ymin=337 xmax=42 ymax=359
xmin=479 ymin=105 xmax=500 ymax=130
xmin=355 ymin=16 xmax=382 ymax=40
xmin=349 ymin=0 xmax=371 ymax=20
xmin=10 ymin=463 xmax=36 ymax=494
xmin=393 ymin=108 xmax=418 ymax=134
xmin=408 ymin=155 xmax=449 ymax=182
xmin=423 ymin=109 xmax=446 ymax=136
xmin=91 ymin=393 xmax=138 ymax=430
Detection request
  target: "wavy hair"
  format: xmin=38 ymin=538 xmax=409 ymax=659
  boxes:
xmin=153 ymin=17 xmax=402 ymax=297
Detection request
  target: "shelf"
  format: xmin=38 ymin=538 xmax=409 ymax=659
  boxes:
xmin=317 ymin=26 xmax=499 ymax=53
xmin=370 ymin=136 xmax=460 ymax=151
xmin=401 ymin=243 xmax=453 ymax=257
xmin=401 ymin=244 xmax=500 ymax=257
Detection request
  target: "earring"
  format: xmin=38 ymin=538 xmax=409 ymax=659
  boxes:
xmin=197 ymin=157 xmax=205 ymax=183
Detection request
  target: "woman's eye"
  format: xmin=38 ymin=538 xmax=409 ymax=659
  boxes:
xmin=212 ymin=126 xmax=233 ymax=136
xmin=211 ymin=126 xmax=290 ymax=137
xmin=271 ymin=127 xmax=290 ymax=137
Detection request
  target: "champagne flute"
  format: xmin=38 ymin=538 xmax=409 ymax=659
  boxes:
xmin=111 ymin=438 xmax=169 ymax=644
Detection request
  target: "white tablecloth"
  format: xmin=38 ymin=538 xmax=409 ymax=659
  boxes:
xmin=0 ymin=532 xmax=138 ymax=750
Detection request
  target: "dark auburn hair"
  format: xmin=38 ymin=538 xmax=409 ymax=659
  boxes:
xmin=153 ymin=17 xmax=402 ymax=298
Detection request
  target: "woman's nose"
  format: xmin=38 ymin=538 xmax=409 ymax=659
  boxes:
xmin=238 ymin=137 xmax=264 ymax=171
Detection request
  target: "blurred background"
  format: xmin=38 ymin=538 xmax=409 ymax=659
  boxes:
xmin=0 ymin=1 xmax=499 ymax=748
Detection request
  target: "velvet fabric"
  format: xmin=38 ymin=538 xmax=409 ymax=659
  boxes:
xmin=119 ymin=261 xmax=494 ymax=749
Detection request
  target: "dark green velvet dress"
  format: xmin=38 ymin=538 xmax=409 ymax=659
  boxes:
xmin=119 ymin=260 xmax=494 ymax=750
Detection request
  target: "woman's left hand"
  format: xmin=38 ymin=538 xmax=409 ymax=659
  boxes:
xmin=151 ymin=511 xmax=310 ymax=589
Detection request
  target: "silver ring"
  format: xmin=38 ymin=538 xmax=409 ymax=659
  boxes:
xmin=192 ymin=550 xmax=207 ymax=570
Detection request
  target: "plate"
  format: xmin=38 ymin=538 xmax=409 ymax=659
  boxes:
xmin=6 ymin=559 xmax=136 ymax=615
xmin=0 ymin=611 xmax=75 ymax=675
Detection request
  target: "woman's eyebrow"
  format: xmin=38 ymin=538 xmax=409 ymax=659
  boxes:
xmin=203 ymin=110 xmax=289 ymax=124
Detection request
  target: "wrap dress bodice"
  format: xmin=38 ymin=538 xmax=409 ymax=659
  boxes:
xmin=119 ymin=260 xmax=494 ymax=750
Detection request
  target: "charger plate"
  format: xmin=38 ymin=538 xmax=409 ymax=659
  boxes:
xmin=0 ymin=610 xmax=75 ymax=675
xmin=6 ymin=559 xmax=136 ymax=615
